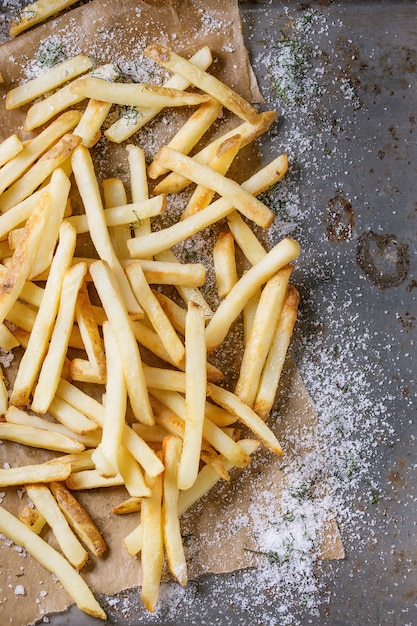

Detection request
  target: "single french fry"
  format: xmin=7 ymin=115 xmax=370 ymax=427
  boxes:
xmin=162 ymin=435 xmax=187 ymax=586
xmin=127 ymin=154 xmax=288 ymax=259
xmin=147 ymin=98 xmax=223 ymax=179
xmin=10 ymin=221 xmax=76 ymax=407
xmin=227 ymin=210 xmax=267 ymax=265
xmin=46 ymin=449 xmax=95 ymax=474
xmin=70 ymin=77 xmax=211 ymax=108
xmin=18 ymin=504 xmax=46 ymax=535
xmin=124 ymin=519 xmax=142 ymax=555
xmin=0 ymin=134 xmax=23 ymax=167
xmin=0 ymin=133 xmax=81 ymax=213
xmin=105 ymin=46 xmax=213 ymax=143
xmin=234 ymin=266 xmax=293 ymax=407
xmin=25 ymin=483 xmax=88 ymax=569
xmin=71 ymin=145 xmax=143 ymax=319
xmin=213 ymin=231 xmax=238 ymax=298
xmin=73 ymin=99 xmax=112 ymax=148
xmin=205 ymin=238 xmax=300 ymax=352
xmin=102 ymin=177 xmax=131 ymax=259
xmin=112 ymin=497 xmax=142 ymax=515
xmin=31 ymin=262 xmax=87 ymax=414
xmin=6 ymin=54 xmax=93 ymax=110
xmin=144 ymin=44 xmax=259 ymax=124
xmin=143 ymin=365 xmax=186 ymax=393
xmin=126 ymin=144 xmax=150 ymax=240
xmin=50 ymin=481 xmax=107 ymax=558
xmin=0 ymin=365 xmax=9 ymax=415
xmin=125 ymin=261 xmax=185 ymax=366
xmin=9 ymin=0 xmax=83 ymax=37
xmin=0 ymin=421 xmax=85 ymax=454
xmin=141 ymin=470 xmax=164 ymax=613
xmin=66 ymin=469 xmax=124 ymax=491
xmin=117 ymin=447 xmax=151 ymax=498
xmin=0 ymin=191 xmax=49 ymax=325
xmin=48 ymin=396 xmax=99 ymax=435
xmin=254 ymin=285 xmax=300 ymax=420
xmin=0 ymin=460 xmax=71 ymax=487
xmin=0 ymin=507 xmax=106 ymax=620
xmin=152 ymin=291 xmax=187 ymax=335
xmin=88 ymin=260 xmax=154 ymax=426
xmin=129 ymin=259 xmax=205 ymax=287
xmin=178 ymin=301 xmax=207 ymax=490
xmin=92 ymin=322 xmax=126 ymax=478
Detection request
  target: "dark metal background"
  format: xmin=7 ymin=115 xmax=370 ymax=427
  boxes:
xmin=1 ymin=1 xmax=416 ymax=624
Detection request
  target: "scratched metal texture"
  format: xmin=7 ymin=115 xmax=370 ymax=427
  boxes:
xmin=0 ymin=1 xmax=416 ymax=625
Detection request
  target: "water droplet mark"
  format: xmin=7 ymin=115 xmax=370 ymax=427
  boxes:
xmin=323 ymin=195 xmax=355 ymax=242
xmin=356 ymin=231 xmax=410 ymax=289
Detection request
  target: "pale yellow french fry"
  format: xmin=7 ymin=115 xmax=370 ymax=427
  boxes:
xmin=0 ymin=191 xmax=49 ymax=325
xmin=70 ymin=77 xmax=211 ymax=108
xmin=9 ymin=0 xmax=83 ymax=36
xmin=208 ymin=383 xmax=282 ymax=455
xmin=143 ymin=365 xmax=186 ymax=393
xmin=0 ymin=460 xmax=71 ymax=488
xmin=31 ymin=262 xmax=87 ymax=414
xmin=0 ymin=133 xmax=23 ymax=167
xmin=132 ymin=422 xmax=170 ymax=443
xmin=49 ymin=481 xmax=107 ymax=558
xmin=66 ymin=469 xmax=125 ymax=491
xmin=18 ymin=504 xmax=46 ymax=535
xmin=102 ymin=177 xmax=131 ymax=259
xmin=144 ymin=44 xmax=259 ymax=124
xmin=0 ymin=364 xmax=9 ymax=414
xmin=152 ymin=291 xmax=186 ymax=335
xmin=10 ymin=221 xmax=77 ymax=407
xmin=128 ymin=258 xmax=205 ymax=287
xmin=126 ymin=144 xmax=150 ymax=240
xmin=92 ymin=321 xmax=126 ymax=478
xmin=0 ymin=134 xmax=81 ymax=212
xmin=0 ymin=322 xmax=20 ymax=350
xmin=0 ymin=507 xmax=106 ymax=620
xmin=71 ymin=145 xmax=143 ymax=319
xmin=153 ymin=111 xmax=277 ymax=195
xmin=227 ymin=210 xmax=268 ymax=265
xmin=48 ymin=396 xmax=99 ymax=435
xmin=124 ymin=519 xmax=142 ymax=555
xmin=205 ymin=238 xmax=300 ymax=352
xmin=0 ymin=189 xmax=46 ymax=243
xmin=243 ymin=290 xmax=261 ymax=344
xmin=105 ymin=46 xmax=213 ymax=143
xmin=127 ymin=154 xmax=288 ymax=259
xmin=162 ymin=435 xmax=187 ymax=586
xmin=234 ymin=266 xmax=293 ymax=407
xmin=6 ymin=54 xmax=93 ymax=110
xmin=178 ymin=301 xmax=207 ymax=490
xmin=141 ymin=470 xmax=164 ymax=613
xmin=112 ymin=497 xmax=141 ymax=515
xmin=55 ymin=378 xmax=105 ymax=426
xmin=254 ymin=285 xmax=300 ymax=420
xmin=125 ymin=261 xmax=185 ymax=366
xmin=46 ymin=449 xmax=95 ymax=474
xmin=25 ymin=483 xmax=88 ymax=570
xmin=148 ymin=98 xmax=223 ymax=179
xmin=88 ymin=260 xmax=154 ymax=426
xmin=120 ymin=426 xmax=164 ymax=479
xmin=0 ymin=421 xmax=85 ymax=454
xmin=117 ymin=447 xmax=151 ymax=499
xmin=73 ymin=99 xmax=112 ymax=148
xmin=213 ymin=230 xmax=238 ymax=298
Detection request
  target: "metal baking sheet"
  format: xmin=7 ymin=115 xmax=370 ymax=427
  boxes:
xmin=1 ymin=1 xmax=416 ymax=625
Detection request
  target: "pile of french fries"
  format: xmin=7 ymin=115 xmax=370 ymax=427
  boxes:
xmin=0 ymin=37 xmax=300 ymax=620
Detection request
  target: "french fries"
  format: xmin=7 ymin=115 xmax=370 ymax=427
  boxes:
xmin=0 ymin=39 xmax=301 ymax=622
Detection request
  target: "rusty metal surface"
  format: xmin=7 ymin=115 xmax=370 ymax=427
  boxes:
xmin=0 ymin=1 xmax=416 ymax=624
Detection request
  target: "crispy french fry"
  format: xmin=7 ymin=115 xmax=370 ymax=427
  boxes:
xmin=0 ymin=507 xmax=106 ymax=620
xmin=178 ymin=301 xmax=207 ymax=490
xmin=10 ymin=221 xmax=77 ymax=407
xmin=205 ymin=238 xmax=300 ymax=352
xmin=6 ymin=54 xmax=93 ymax=110
xmin=162 ymin=435 xmax=187 ymax=586
xmin=112 ymin=497 xmax=142 ymax=515
xmin=144 ymin=44 xmax=259 ymax=124
xmin=234 ymin=266 xmax=293 ymax=407
xmin=141 ymin=470 xmax=164 ymax=613
xmin=213 ymin=230 xmax=238 ymax=298
xmin=25 ymin=483 xmax=89 ymax=569
xmin=50 ymin=481 xmax=107 ymax=558
xmin=18 ymin=504 xmax=47 ymax=535
xmin=31 ymin=262 xmax=87 ymax=414
xmin=73 ymin=99 xmax=112 ymax=148
xmin=105 ymin=46 xmax=213 ymax=143
xmin=254 ymin=285 xmax=300 ymax=420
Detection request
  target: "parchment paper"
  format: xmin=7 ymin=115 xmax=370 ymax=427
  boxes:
xmin=0 ymin=2 xmax=344 ymax=624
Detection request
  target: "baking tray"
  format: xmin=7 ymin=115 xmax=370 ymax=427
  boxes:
xmin=0 ymin=1 xmax=416 ymax=625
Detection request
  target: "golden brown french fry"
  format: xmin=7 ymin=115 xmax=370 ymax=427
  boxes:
xmin=0 ymin=460 xmax=71 ymax=487
xmin=70 ymin=77 xmax=212 ymax=108
xmin=147 ymin=98 xmax=223 ymax=179
xmin=205 ymin=238 xmax=300 ymax=352
xmin=73 ymin=99 xmax=112 ymax=148
xmin=0 ymin=507 xmax=106 ymax=620
xmin=0 ymin=133 xmax=23 ymax=167
xmin=105 ymin=46 xmax=213 ymax=143
xmin=88 ymin=260 xmax=154 ymax=426
xmin=31 ymin=262 xmax=87 ymax=414
xmin=6 ymin=54 xmax=93 ymax=109
xmin=25 ymin=483 xmax=89 ymax=569
xmin=50 ymin=481 xmax=107 ymax=558
xmin=234 ymin=266 xmax=293 ymax=407
xmin=71 ymin=145 xmax=143 ymax=319
xmin=112 ymin=497 xmax=142 ymax=515
xmin=10 ymin=221 xmax=77 ymax=407
xmin=178 ymin=301 xmax=207 ymax=490
xmin=213 ymin=230 xmax=238 ymax=298
xmin=140 ymin=470 xmax=164 ymax=613
xmin=0 ymin=191 xmax=49 ymax=325
xmin=254 ymin=285 xmax=300 ymax=420
xmin=18 ymin=504 xmax=47 ymax=535
xmin=144 ymin=44 xmax=259 ymax=123
xmin=9 ymin=0 xmax=84 ymax=37
xmin=162 ymin=435 xmax=187 ymax=586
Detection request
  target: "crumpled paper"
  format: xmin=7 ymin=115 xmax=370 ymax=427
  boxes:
xmin=0 ymin=1 xmax=344 ymax=624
